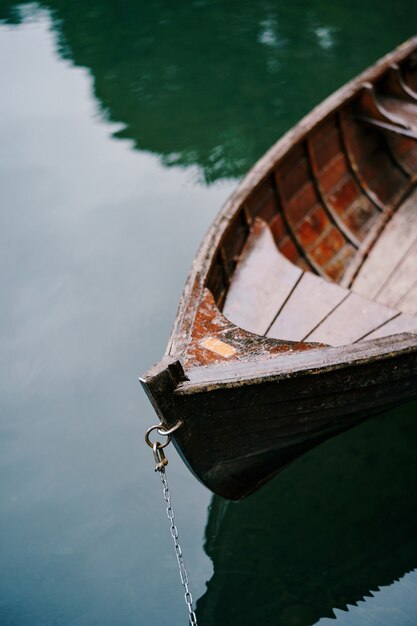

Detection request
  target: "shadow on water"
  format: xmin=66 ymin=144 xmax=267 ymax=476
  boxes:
xmin=197 ymin=401 xmax=417 ymax=626
xmin=1 ymin=0 xmax=416 ymax=182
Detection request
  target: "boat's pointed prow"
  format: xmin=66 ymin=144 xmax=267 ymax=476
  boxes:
xmin=140 ymin=356 xmax=187 ymax=427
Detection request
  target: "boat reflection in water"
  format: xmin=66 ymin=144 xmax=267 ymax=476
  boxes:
xmin=197 ymin=400 xmax=417 ymax=626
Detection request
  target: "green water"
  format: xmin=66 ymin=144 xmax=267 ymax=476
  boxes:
xmin=1 ymin=2 xmax=417 ymax=625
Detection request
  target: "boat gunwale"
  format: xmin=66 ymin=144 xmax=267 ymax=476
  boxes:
xmin=166 ymin=36 xmax=417 ymax=372
xmin=175 ymin=331 xmax=417 ymax=394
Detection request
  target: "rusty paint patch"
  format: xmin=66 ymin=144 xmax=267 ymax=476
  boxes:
xmin=201 ymin=336 xmax=237 ymax=358
xmin=183 ymin=288 xmax=318 ymax=368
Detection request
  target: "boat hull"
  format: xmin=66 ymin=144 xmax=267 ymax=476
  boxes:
xmin=142 ymin=334 xmax=417 ymax=499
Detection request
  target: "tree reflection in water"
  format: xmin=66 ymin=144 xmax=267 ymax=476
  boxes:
xmin=0 ymin=0 xmax=415 ymax=182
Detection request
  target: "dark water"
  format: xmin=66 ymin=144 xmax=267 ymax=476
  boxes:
xmin=1 ymin=2 xmax=417 ymax=625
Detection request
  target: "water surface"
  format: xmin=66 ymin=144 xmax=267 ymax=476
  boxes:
xmin=1 ymin=2 xmax=417 ymax=625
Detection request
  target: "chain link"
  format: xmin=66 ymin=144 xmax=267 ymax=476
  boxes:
xmin=159 ymin=468 xmax=198 ymax=626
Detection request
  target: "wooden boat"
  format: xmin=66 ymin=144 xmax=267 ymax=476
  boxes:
xmin=141 ymin=39 xmax=417 ymax=500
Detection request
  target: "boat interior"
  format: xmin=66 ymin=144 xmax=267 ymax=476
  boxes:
xmin=205 ymin=60 xmax=417 ymax=349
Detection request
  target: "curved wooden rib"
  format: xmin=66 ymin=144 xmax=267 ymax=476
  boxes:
xmin=357 ymin=83 xmax=417 ymax=134
xmin=306 ymin=136 xmax=361 ymax=248
xmin=382 ymin=64 xmax=417 ymax=102
xmin=401 ymin=54 xmax=417 ymax=97
xmin=342 ymin=96 xmax=410 ymax=211
xmin=272 ymin=170 xmax=328 ymax=278
xmin=338 ymin=109 xmax=387 ymax=212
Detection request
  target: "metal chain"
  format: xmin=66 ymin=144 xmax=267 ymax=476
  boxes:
xmin=145 ymin=421 xmax=197 ymax=624
xmin=159 ymin=467 xmax=198 ymax=626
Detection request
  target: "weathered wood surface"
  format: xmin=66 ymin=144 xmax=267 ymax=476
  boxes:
xmin=357 ymin=85 xmax=417 ymax=139
xmin=267 ymin=271 xmax=346 ymax=341
xmin=363 ymin=313 xmax=417 ymax=340
xmin=381 ymin=63 xmax=417 ymax=103
xmin=224 ymin=217 xmax=416 ymax=346
xmin=374 ymin=240 xmax=417 ymax=308
xmin=142 ymin=39 xmax=417 ymax=499
xmin=397 ymin=279 xmax=417 ymax=314
xmin=182 ymin=288 xmax=317 ymax=369
xmin=178 ymin=333 xmax=417 ymax=392
xmin=379 ymin=95 xmax=417 ymax=131
xmin=223 ymin=218 xmax=302 ymax=336
xmin=352 ymin=187 xmax=417 ymax=302
xmin=305 ymin=293 xmax=397 ymax=345
xmin=168 ymin=337 xmax=417 ymax=498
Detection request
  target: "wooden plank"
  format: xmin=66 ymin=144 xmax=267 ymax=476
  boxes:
xmin=307 ymin=136 xmax=361 ymax=247
xmin=397 ymin=278 xmax=417 ymax=314
xmin=324 ymin=243 xmax=356 ymax=282
xmin=382 ymin=63 xmax=417 ymax=102
xmin=379 ymin=95 xmax=417 ymax=130
xmin=206 ymin=254 xmax=228 ymax=303
xmin=272 ymin=175 xmax=319 ymax=274
xmin=352 ymin=187 xmax=417 ymax=299
xmin=221 ymin=210 xmax=250 ymax=277
xmin=359 ymin=151 xmax=407 ymax=205
xmin=374 ymin=238 xmax=417 ymax=308
xmin=309 ymin=226 xmax=345 ymax=267
xmin=338 ymin=110 xmax=387 ymax=211
xmin=358 ymin=87 xmax=417 ymax=137
xmin=277 ymin=145 xmax=310 ymax=202
xmin=385 ymin=133 xmax=417 ymax=175
xmin=222 ymin=218 xmax=302 ymax=336
xmin=361 ymin=313 xmax=417 ymax=340
xmin=266 ymin=272 xmax=346 ymax=341
xmin=246 ymin=179 xmax=274 ymax=214
xmin=305 ymin=292 xmax=397 ymax=346
xmin=179 ymin=333 xmax=417 ymax=392
xmin=309 ymin=118 xmax=341 ymax=171
xmin=403 ymin=63 xmax=417 ymax=96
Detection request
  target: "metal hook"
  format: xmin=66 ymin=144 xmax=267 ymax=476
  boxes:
xmin=153 ymin=442 xmax=168 ymax=472
xmin=145 ymin=419 xmax=183 ymax=471
xmin=157 ymin=420 xmax=183 ymax=437
xmin=145 ymin=420 xmax=183 ymax=449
